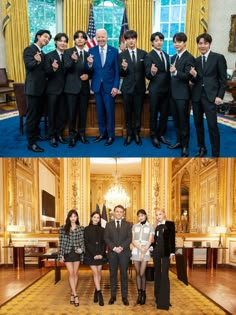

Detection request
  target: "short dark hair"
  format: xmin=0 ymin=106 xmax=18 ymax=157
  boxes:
xmin=137 ymin=209 xmax=147 ymax=216
xmin=73 ymin=30 xmax=87 ymax=41
xmin=124 ymin=30 xmax=137 ymax=40
xmin=34 ymin=29 xmax=52 ymax=43
xmin=54 ymin=32 xmax=69 ymax=43
xmin=114 ymin=204 xmax=125 ymax=212
xmin=173 ymin=32 xmax=187 ymax=42
xmin=196 ymin=33 xmax=212 ymax=44
xmin=150 ymin=32 xmax=164 ymax=42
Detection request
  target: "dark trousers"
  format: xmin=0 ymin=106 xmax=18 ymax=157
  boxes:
xmin=47 ymin=93 xmax=67 ymax=138
xmin=66 ymin=92 xmax=89 ymax=138
xmin=108 ymin=252 xmax=130 ymax=298
xmin=122 ymin=92 xmax=144 ymax=136
xmin=153 ymin=254 xmax=170 ymax=309
xmin=192 ymin=88 xmax=220 ymax=157
xmin=171 ymin=98 xmax=190 ymax=147
xmin=95 ymin=84 xmax=115 ymax=138
xmin=149 ymin=92 xmax=169 ymax=138
xmin=26 ymin=95 xmax=45 ymax=145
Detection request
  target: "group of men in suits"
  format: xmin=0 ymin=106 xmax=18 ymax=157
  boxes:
xmin=23 ymin=29 xmax=227 ymax=157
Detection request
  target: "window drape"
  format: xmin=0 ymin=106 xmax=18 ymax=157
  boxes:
xmin=185 ymin=0 xmax=208 ymax=57
xmin=2 ymin=0 xmax=30 ymax=82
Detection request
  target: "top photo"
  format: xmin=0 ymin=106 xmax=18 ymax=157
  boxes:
xmin=0 ymin=0 xmax=235 ymax=158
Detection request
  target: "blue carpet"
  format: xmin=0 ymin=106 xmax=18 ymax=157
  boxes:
xmin=0 ymin=116 xmax=235 ymax=157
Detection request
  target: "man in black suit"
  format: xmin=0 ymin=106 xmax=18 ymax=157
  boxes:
xmin=104 ymin=205 xmax=132 ymax=306
xmin=169 ymin=32 xmax=195 ymax=157
xmin=144 ymin=32 xmax=171 ymax=149
xmin=119 ymin=30 xmax=147 ymax=146
xmin=44 ymin=33 xmax=69 ymax=148
xmin=153 ymin=209 xmax=175 ymax=311
xmin=23 ymin=29 xmax=52 ymax=152
xmin=64 ymin=31 xmax=91 ymax=148
xmin=190 ymin=33 xmax=227 ymax=157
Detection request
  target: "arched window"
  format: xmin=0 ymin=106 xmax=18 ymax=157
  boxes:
xmin=153 ymin=0 xmax=186 ymax=56
xmin=93 ymin=0 xmax=124 ymax=48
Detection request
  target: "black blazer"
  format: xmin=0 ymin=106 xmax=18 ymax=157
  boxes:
xmin=23 ymin=44 xmax=47 ymax=96
xmin=44 ymin=50 xmax=65 ymax=95
xmin=119 ymin=48 xmax=147 ymax=94
xmin=170 ymin=50 xmax=195 ymax=100
xmin=154 ymin=220 xmax=175 ymax=257
xmin=191 ymin=51 xmax=227 ymax=102
xmin=144 ymin=49 xmax=170 ymax=94
xmin=104 ymin=220 xmax=132 ymax=258
xmin=84 ymin=225 xmax=106 ymax=259
xmin=63 ymin=47 xmax=91 ymax=95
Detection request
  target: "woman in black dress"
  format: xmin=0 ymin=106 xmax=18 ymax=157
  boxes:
xmin=58 ymin=209 xmax=84 ymax=307
xmin=84 ymin=211 xmax=107 ymax=306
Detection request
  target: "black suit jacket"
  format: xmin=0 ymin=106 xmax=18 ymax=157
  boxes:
xmin=154 ymin=220 xmax=175 ymax=257
xmin=119 ymin=48 xmax=147 ymax=94
xmin=23 ymin=44 xmax=47 ymax=96
xmin=191 ymin=51 xmax=227 ymax=102
xmin=104 ymin=220 xmax=132 ymax=258
xmin=144 ymin=49 xmax=170 ymax=94
xmin=44 ymin=50 xmax=65 ymax=95
xmin=63 ymin=47 xmax=91 ymax=95
xmin=170 ymin=51 xmax=195 ymax=100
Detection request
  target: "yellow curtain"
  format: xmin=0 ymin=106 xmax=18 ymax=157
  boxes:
xmin=2 ymin=0 xmax=30 ymax=82
xmin=185 ymin=0 xmax=208 ymax=57
xmin=127 ymin=0 xmax=153 ymax=53
xmin=64 ymin=0 xmax=91 ymax=48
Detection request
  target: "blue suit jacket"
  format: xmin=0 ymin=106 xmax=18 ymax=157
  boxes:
xmin=89 ymin=45 xmax=120 ymax=93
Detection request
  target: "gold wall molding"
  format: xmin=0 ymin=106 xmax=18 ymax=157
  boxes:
xmin=230 ymin=158 xmax=236 ymax=231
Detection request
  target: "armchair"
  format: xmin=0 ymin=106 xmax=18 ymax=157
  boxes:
xmin=0 ymin=68 xmax=14 ymax=103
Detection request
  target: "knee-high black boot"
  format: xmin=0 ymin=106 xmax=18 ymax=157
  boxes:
xmin=140 ymin=290 xmax=146 ymax=305
xmin=137 ymin=289 xmax=142 ymax=304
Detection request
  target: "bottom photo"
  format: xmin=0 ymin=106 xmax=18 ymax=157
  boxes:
xmin=0 ymin=158 xmax=235 ymax=315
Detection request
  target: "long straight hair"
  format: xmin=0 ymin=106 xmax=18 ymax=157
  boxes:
xmin=89 ymin=211 xmax=101 ymax=226
xmin=64 ymin=209 xmax=80 ymax=234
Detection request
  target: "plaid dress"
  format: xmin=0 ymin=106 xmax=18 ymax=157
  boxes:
xmin=58 ymin=225 xmax=85 ymax=261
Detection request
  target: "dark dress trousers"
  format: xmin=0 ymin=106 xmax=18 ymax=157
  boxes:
xmin=119 ymin=48 xmax=147 ymax=136
xmin=84 ymin=225 xmax=107 ymax=265
xmin=44 ymin=50 xmax=67 ymax=139
xmin=191 ymin=51 xmax=227 ymax=157
xmin=23 ymin=44 xmax=47 ymax=145
xmin=170 ymin=51 xmax=195 ymax=147
xmin=64 ymin=47 xmax=91 ymax=139
xmin=89 ymin=45 xmax=120 ymax=139
xmin=153 ymin=220 xmax=175 ymax=310
xmin=144 ymin=50 xmax=170 ymax=139
xmin=104 ymin=220 xmax=132 ymax=299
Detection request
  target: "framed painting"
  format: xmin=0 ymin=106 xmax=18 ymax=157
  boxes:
xmin=228 ymin=15 xmax=236 ymax=52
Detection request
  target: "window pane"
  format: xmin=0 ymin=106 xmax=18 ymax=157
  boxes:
xmin=161 ymin=0 xmax=170 ymax=5
xmin=171 ymin=6 xmax=181 ymax=21
xmin=160 ymin=7 xmax=170 ymax=22
xmin=170 ymin=23 xmax=179 ymax=37
xmin=160 ymin=23 xmax=169 ymax=36
xmin=171 ymin=0 xmax=180 ymax=4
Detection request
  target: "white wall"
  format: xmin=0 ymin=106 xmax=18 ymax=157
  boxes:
xmin=208 ymin=0 xmax=236 ymax=69
xmin=0 ymin=1 xmax=235 ymax=68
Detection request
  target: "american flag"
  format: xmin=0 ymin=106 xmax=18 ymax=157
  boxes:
xmin=119 ymin=7 xmax=129 ymax=51
xmin=85 ymin=5 xmax=97 ymax=50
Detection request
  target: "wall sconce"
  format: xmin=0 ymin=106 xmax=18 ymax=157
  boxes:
xmin=7 ymin=225 xmax=25 ymax=246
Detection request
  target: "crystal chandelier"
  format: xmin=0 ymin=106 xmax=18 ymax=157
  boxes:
xmin=104 ymin=158 xmax=130 ymax=210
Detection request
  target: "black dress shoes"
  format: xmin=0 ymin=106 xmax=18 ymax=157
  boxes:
xmin=124 ymin=136 xmax=132 ymax=146
xmin=195 ymin=147 xmax=207 ymax=157
xmin=122 ymin=297 xmax=129 ymax=306
xmin=58 ymin=136 xmax=67 ymax=144
xmin=27 ymin=143 xmax=44 ymax=153
xmin=108 ymin=296 xmax=116 ymax=304
xmin=135 ymin=134 xmax=142 ymax=145
xmin=182 ymin=147 xmax=189 ymax=157
xmin=104 ymin=137 xmax=114 ymax=146
xmin=49 ymin=138 xmax=58 ymax=148
xmin=94 ymin=135 xmax=107 ymax=143
xmin=151 ymin=137 xmax=161 ymax=148
xmin=68 ymin=138 xmax=76 ymax=148
xmin=79 ymin=135 xmax=89 ymax=144
xmin=159 ymin=136 xmax=171 ymax=145
xmin=168 ymin=142 xmax=182 ymax=149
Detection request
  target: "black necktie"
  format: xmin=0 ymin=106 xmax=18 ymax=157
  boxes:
xmin=160 ymin=51 xmax=164 ymax=63
xmin=175 ymin=55 xmax=179 ymax=65
xmin=131 ymin=50 xmax=136 ymax=64
xmin=116 ymin=221 xmax=120 ymax=233
xmin=60 ymin=54 xmax=64 ymax=66
xmin=202 ymin=55 xmax=206 ymax=71
xmin=79 ymin=51 xmax=83 ymax=63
